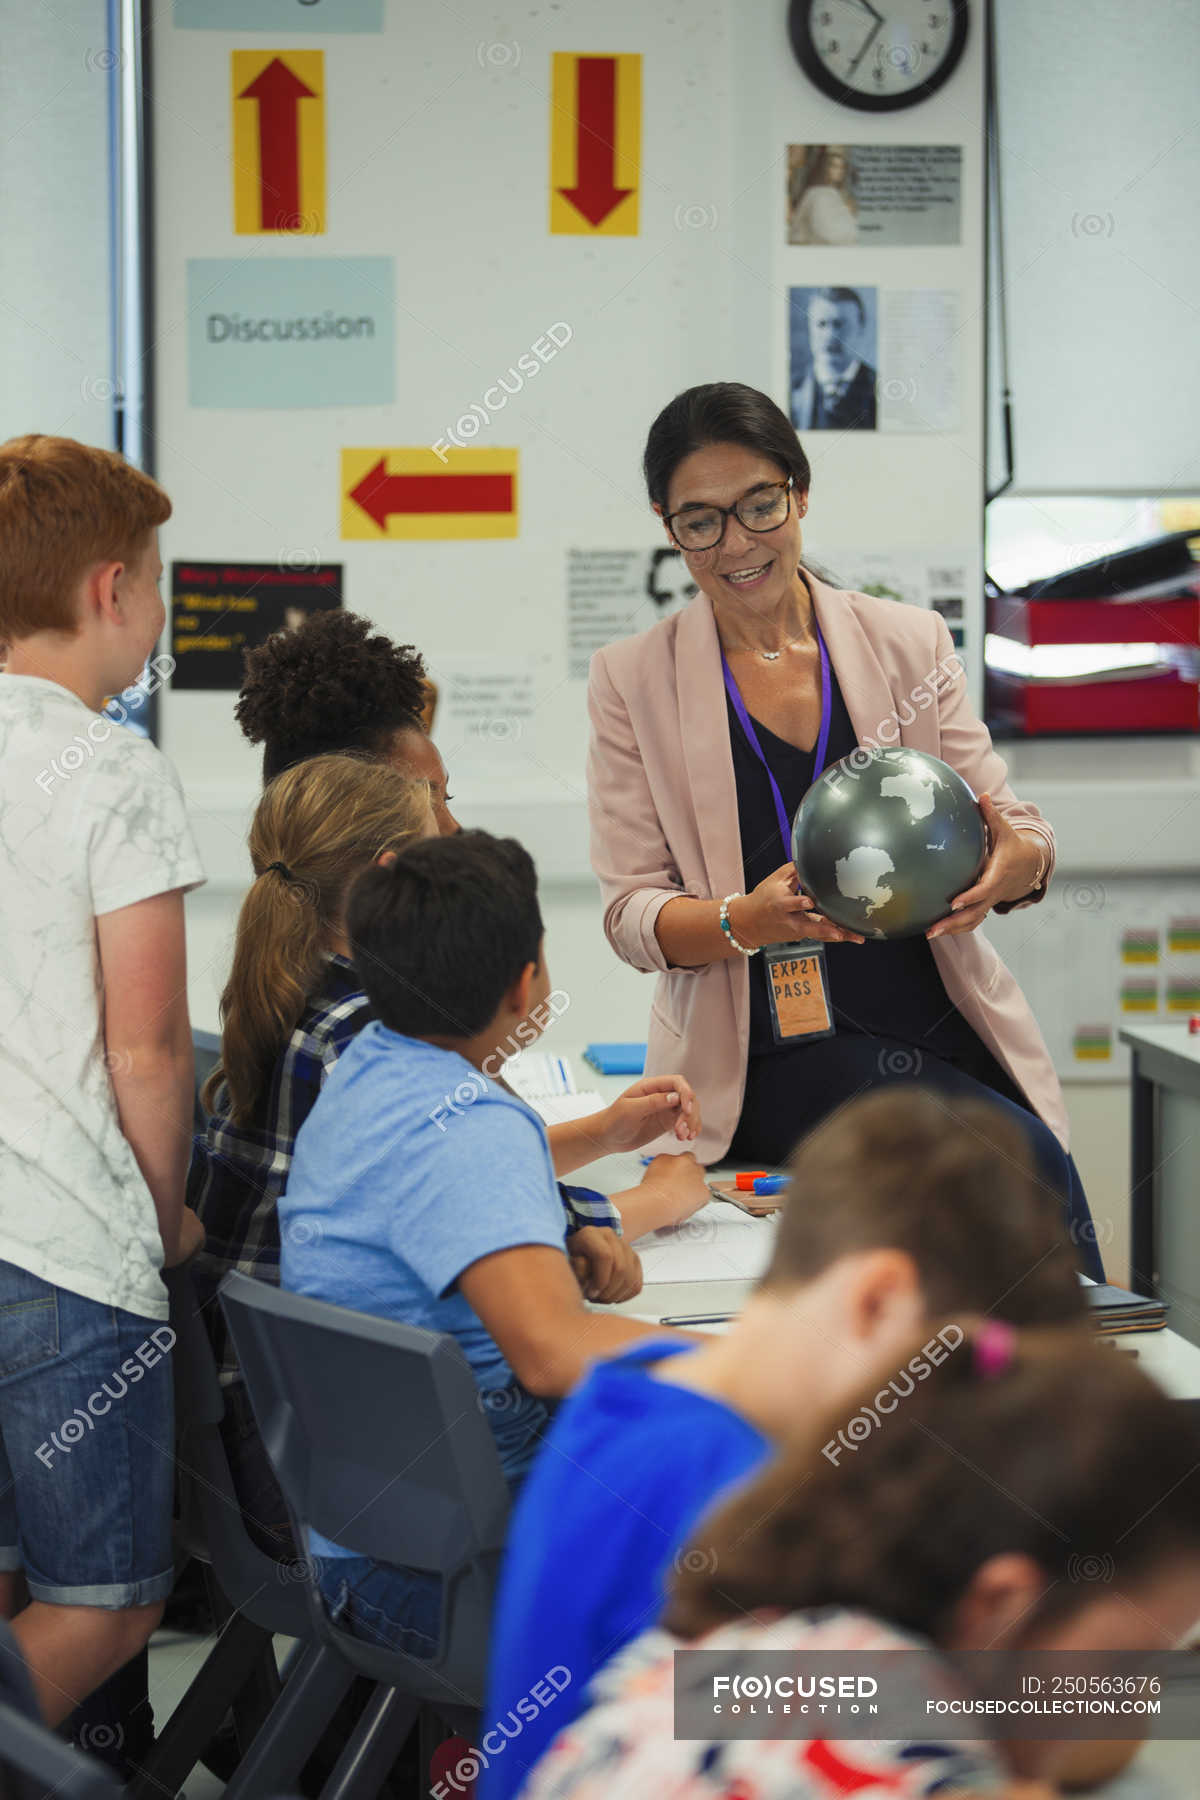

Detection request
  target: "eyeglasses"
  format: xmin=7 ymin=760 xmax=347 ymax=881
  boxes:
xmin=663 ymin=477 xmax=794 ymax=552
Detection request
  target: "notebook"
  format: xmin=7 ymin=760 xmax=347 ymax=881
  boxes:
xmin=1085 ymin=1282 xmax=1169 ymax=1335
xmin=499 ymin=1051 xmax=606 ymax=1127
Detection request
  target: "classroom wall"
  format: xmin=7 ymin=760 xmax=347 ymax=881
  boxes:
xmin=0 ymin=0 xmax=113 ymax=449
xmin=151 ymin=1 xmax=1191 ymax=1276
xmin=156 ymin=0 xmax=988 ymax=1010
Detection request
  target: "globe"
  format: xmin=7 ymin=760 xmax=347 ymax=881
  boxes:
xmin=791 ymin=747 xmax=987 ymax=940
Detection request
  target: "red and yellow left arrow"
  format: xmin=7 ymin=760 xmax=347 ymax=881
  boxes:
xmin=232 ymin=50 xmax=325 ymax=234
xmin=341 ymin=448 xmax=519 ymax=540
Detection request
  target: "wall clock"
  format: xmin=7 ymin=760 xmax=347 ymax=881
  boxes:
xmin=788 ymin=1 xmax=969 ymax=111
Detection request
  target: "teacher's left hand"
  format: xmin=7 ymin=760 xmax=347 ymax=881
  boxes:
xmin=926 ymin=794 xmax=1044 ymax=940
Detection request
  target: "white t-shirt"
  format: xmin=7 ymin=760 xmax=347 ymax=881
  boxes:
xmin=0 ymin=675 xmax=205 ymax=1321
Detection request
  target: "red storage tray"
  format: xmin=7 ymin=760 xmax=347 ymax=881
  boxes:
xmin=989 ymin=592 xmax=1200 ymax=647
xmin=988 ymin=669 xmax=1198 ymax=736
xmin=986 ymin=587 xmax=1200 ymax=737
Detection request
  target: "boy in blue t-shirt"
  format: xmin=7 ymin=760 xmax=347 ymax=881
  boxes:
xmin=280 ymin=830 xmax=678 ymax=1656
xmin=478 ymin=1086 xmax=1090 ymax=1800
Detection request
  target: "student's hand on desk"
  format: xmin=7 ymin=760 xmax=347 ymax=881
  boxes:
xmin=565 ymin=1227 xmax=643 ymax=1304
xmin=163 ymin=1207 xmax=205 ymax=1268
xmin=637 ymin=1152 xmax=710 ymax=1226
xmin=593 ymin=1075 xmax=701 ymax=1152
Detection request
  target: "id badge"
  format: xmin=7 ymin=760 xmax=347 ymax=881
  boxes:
xmin=763 ymin=941 xmax=835 ymax=1045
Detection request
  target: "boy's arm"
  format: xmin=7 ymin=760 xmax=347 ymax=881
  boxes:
xmin=564 ymin=1225 xmax=642 ymax=1303
xmin=96 ymin=888 xmax=202 ymax=1267
xmin=458 ymin=1244 xmax=689 ymax=1398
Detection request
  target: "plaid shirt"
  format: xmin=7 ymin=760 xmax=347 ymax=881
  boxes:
xmin=188 ymin=954 xmax=619 ymax=1383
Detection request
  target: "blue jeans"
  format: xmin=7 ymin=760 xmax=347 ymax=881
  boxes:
xmin=317 ymin=1554 xmax=441 ymax=1661
xmin=731 ymin=1034 xmax=1106 ymax=1283
xmin=0 ymin=1263 xmax=175 ymax=1606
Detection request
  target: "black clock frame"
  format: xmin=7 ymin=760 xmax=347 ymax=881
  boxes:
xmin=788 ymin=0 xmax=970 ymax=112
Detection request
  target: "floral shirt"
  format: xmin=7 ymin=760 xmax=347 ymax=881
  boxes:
xmin=521 ymin=1608 xmax=1006 ymax=1799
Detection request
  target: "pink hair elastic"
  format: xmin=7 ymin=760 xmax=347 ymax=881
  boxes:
xmin=974 ymin=1320 xmax=1016 ymax=1380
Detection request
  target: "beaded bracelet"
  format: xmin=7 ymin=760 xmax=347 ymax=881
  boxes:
xmin=719 ymin=893 xmax=758 ymax=957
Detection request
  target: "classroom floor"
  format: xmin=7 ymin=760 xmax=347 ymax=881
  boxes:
xmin=144 ymin=1625 xmax=1195 ymax=1798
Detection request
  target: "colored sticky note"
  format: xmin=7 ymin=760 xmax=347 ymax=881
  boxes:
xmin=232 ymin=50 xmax=325 ymax=234
xmin=550 ymin=53 xmax=640 ymax=236
xmin=187 ymin=257 xmax=394 ymax=408
xmin=342 ymin=448 xmax=519 ymax=540
xmin=1072 ymin=1026 xmax=1113 ymax=1062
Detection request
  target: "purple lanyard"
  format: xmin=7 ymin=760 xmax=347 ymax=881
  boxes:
xmin=721 ymin=627 xmax=832 ymax=863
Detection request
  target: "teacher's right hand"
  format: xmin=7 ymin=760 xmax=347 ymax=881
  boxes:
xmin=730 ymin=862 xmax=866 ymax=948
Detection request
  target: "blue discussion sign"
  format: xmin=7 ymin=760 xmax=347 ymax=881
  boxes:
xmin=187 ymin=257 xmax=394 ymax=409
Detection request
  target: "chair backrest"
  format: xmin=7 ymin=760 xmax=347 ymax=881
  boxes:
xmin=192 ymin=1028 xmax=222 ymax=1131
xmin=218 ymin=1272 xmax=511 ymax=1575
xmin=165 ymin=1267 xmax=312 ymax=1638
xmin=219 ymin=1271 xmax=511 ymax=1696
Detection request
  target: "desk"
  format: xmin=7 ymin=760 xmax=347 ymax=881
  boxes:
xmin=559 ymin=1050 xmax=1200 ymax=1402
xmin=604 ymin=1202 xmax=1200 ymax=1403
xmin=1120 ymin=1023 xmax=1200 ymax=1344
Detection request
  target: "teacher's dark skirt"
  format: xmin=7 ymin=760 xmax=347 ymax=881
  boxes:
xmin=729 ymin=1031 xmax=1106 ymax=1283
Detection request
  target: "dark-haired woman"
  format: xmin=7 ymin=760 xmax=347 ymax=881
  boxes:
xmin=587 ymin=382 xmax=1103 ymax=1277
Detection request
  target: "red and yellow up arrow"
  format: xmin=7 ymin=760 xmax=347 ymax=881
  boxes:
xmin=341 ymin=449 xmax=519 ymax=540
xmin=550 ymin=52 xmax=640 ymax=235
xmin=232 ymin=50 xmax=325 ymax=234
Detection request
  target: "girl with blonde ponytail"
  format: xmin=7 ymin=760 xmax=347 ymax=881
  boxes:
xmin=201 ymin=754 xmax=433 ymax=1124
xmin=189 ymin=754 xmax=435 ymax=1553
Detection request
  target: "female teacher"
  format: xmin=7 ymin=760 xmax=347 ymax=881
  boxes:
xmin=587 ymin=382 xmax=1102 ymax=1277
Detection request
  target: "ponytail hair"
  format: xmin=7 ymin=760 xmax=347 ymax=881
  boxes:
xmin=665 ymin=1320 xmax=1200 ymax=1647
xmin=205 ymin=753 xmax=431 ymax=1123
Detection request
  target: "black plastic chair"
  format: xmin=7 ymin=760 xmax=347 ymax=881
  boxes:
xmin=191 ymin=1028 xmax=222 ymax=1131
xmin=217 ymin=1270 xmax=511 ymax=1800
xmin=128 ymin=1269 xmax=351 ymax=1800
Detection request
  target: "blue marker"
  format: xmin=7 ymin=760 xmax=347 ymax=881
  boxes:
xmin=753 ymin=1175 xmax=788 ymax=1198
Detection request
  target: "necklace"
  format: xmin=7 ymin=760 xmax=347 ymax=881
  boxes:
xmin=728 ymin=629 xmax=810 ymax=662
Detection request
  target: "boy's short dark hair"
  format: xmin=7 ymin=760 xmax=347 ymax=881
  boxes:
xmin=760 ymin=1086 xmax=1085 ymax=1328
xmin=347 ymin=830 xmax=543 ymax=1039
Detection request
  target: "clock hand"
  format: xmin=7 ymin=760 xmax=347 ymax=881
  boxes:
xmin=843 ymin=0 xmax=885 ymax=23
xmin=845 ymin=14 xmax=884 ymax=79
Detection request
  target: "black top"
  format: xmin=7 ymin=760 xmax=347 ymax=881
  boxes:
xmin=726 ymin=668 xmax=997 ymax=1071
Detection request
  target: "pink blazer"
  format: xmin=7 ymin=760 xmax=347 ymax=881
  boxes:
xmin=587 ymin=572 xmax=1068 ymax=1162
